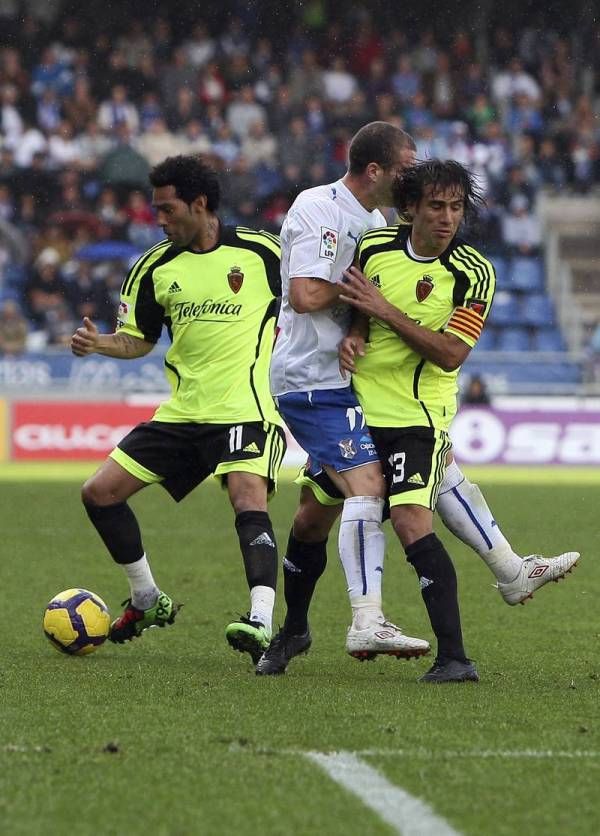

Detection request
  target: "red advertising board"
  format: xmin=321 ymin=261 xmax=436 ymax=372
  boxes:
xmin=12 ymin=402 xmax=156 ymax=460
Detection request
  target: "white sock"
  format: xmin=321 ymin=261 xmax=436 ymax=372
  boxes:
xmin=123 ymin=553 xmax=159 ymax=610
xmin=350 ymin=595 xmax=384 ymax=630
xmin=250 ymin=585 xmax=275 ymax=632
xmin=437 ymin=461 xmax=522 ymax=583
xmin=338 ymin=496 xmax=386 ymax=623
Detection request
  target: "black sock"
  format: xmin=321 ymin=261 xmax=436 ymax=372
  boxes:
xmin=83 ymin=501 xmax=144 ymax=565
xmin=405 ymin=533 xmax=467 ymax=664
xmin=282 ymin=532 xmax=328 ymax=635
xmin=235 ymin=511 xmax=278 ymax=591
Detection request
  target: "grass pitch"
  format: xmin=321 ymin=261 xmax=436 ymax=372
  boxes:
xmin=1 ymin=474 xmax=598 ymax=835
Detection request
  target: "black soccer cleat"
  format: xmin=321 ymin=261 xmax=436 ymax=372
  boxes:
xmin=255 ymin=628 xmax=312 ymax=675
xmin=419 ymin=658 xmax=479 ymax=684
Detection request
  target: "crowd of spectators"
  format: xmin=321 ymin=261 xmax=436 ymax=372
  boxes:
xmin=0 ymin=0 xmax=597 ymax=352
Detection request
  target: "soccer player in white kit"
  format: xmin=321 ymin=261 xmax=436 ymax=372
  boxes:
xmin=268 ymin=122 xmax=429 ymax=664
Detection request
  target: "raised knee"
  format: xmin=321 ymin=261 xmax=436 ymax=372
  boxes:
xmin=81 ymin=477 xmax=113 ymax=507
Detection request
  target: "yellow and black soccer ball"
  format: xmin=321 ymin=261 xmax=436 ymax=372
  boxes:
xmin=43 ymin=588 xmax=110 ymax=655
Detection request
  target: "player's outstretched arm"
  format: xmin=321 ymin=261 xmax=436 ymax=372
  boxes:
xmin=71 ymin=317 xmax=154 ymax=360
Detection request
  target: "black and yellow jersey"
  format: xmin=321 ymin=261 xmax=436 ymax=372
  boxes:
xmin=353 ymin=225 xmax=495 ymax=430
xmin=116 ymin=225 xmax=283 ymax=426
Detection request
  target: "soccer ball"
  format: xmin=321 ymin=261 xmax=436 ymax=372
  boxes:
xmin=43 ymin=588 xmax=110 ymax=655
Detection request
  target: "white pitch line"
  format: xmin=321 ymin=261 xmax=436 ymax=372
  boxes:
xmin=352 ymin=749 xmax=600 ymax=760
xmin=305 ymin=750 xmax=461 ymax=836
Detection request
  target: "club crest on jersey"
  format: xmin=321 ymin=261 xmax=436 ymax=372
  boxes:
xmin=416 ymin=275 xmax=434 ymax=302
xmin=467 ymin=299 xmax=487 ymax=316
xmin=320 ymin=227 xmax=338 ymax=261
xmin=227 ymin=266 xmax=244 ymax=294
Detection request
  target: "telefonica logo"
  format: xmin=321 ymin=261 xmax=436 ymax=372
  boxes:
xmin=172 ymin=299 xmax=242 ymax=322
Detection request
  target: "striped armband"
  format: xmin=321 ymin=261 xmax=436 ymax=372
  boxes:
xmin=445 ymin=306 xmax=485 ymax=343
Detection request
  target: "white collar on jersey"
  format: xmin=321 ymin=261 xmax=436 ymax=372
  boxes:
xmin=406 ymin=234 xmax=438 ymax=262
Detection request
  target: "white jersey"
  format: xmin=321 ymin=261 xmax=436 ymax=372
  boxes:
xmin=270 ymin=179 xmax=386 ymax=395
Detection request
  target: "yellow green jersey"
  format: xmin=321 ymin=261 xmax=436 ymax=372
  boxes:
xmin=353 ymin=225 xmax=495 ymax=431
xmin=116 ymin=225 xmax=283 ymax=426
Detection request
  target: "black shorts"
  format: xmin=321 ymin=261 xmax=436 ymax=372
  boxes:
xmin=370 ymin=426 xmax=452 ymax=510
xmin=110 ymin=420 xmax=286 ymax=502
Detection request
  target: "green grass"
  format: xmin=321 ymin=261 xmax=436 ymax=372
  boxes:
xmin=1 ymin=476 xmax=598 ymax=835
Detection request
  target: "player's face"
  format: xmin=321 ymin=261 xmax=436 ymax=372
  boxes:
xmin=152 ymin=185 xmax=202 ymax=247
xmin=374 ymin=144 xmax=416 ymax=207
xmin=408 ymin=184 xmax=465 ymax=256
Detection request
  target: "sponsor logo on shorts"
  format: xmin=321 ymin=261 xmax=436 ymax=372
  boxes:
xmin=359 ymin=434 xmax=377 ymax=456
xmin=407 ymin=472 xmax=425 ymax=486
xmin=338 ymin=438 xmax=356 ymax=459
xmin=243 ymin=442 xmax=260 ymax=454
xmin=419 ymin=576 xmax=434 ymax=589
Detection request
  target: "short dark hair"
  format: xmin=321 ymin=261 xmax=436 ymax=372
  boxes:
xmin=392 ymin=159 xmax=484 ymax=223
xmin=149 ymin=154 xmax=220 ymax=211
xmin=348 ymin=121 xmax=415 ymax=175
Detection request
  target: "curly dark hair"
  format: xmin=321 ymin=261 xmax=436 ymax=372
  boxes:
xmin=392 ymin=159 xmax=484 ymax=224
xmin=149 ymin=154 xmax=220 ymax=211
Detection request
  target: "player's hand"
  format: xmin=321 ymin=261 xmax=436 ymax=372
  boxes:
xmin=71 ymin=316 xmax=99 ymax=356
xmin=339 ymin=266 xmax=390 ymax=320
xmin=339 ymin=335 xmax=365 ymax=378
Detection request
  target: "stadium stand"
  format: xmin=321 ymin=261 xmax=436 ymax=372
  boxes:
xmin=0 ymin=1 xmax=596 ymax=393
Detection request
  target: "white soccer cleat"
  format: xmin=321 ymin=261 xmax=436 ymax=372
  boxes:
xmin=346 ymin=618 xmax=430 ymax=661
xmin=496 ymin=552 xmax=580 ymax=606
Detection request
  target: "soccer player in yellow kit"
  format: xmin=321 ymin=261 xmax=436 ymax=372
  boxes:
xmin=340 ymin=159 xmax=497 ymax=681
xmin=71 ymin=154 xmax=285 ymax=663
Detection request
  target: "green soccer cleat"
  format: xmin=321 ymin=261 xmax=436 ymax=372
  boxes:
xmin=109 ymin=591 xmax=180 ymax=644
xmin=226 ymin=615 xmax=271 ymax=664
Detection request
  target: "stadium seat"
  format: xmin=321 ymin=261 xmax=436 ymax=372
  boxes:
xmin=491 ymin=255 xmax=511 ymax=290
xmin=521 ymin=293 xmax=555 ymax=328
xmin=487 ymin=291 xmax=523 ymax=326
xmin=510 ymin=257 xmax=545 ymax=292
xmin=496 ymin=326 xmax=531 ymax=351
xmin=475 ymin=325 xmax=497 ymax=350
xmin=531 ymin=328 xmax=566 ymax=351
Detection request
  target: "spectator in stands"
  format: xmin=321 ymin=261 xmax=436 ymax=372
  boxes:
xmin=23 ymin=247 xmax=69 ymax=329
xmin=241 ymin=119 xmax=278 ymax=168
xmin=136 ymin=117 xmax=177 ymax=167
xmin=183 ymin=22 xmax=216 ymax=70
xmin=462 ymin=374 xmax=492 ymax=406
xmin=177 ymin=119 xmax=212 ymax=156
xmin=97 ymin=84 xmax=140 ymax=135
xmin=0 ymin=299 xmax=28 ymax=354
xmin=322 ymin=56 xmax=358 ymax=105
xmin=75 ymin=120 xmax=113 ymax=174
xmin=226 ymin=84 xmax=266 ymax=141
xmin=123 ymin=190 xmax=158 ymax=249
xmin=165 ymin=85 xmax=202 ymax=132
xmin=501 ymin=194 xmax=541 ymax=256
xmin=0 ymin=83 xmax=23 ymax=148
xmin=95 ymin=187 xmax=126 ymax=237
